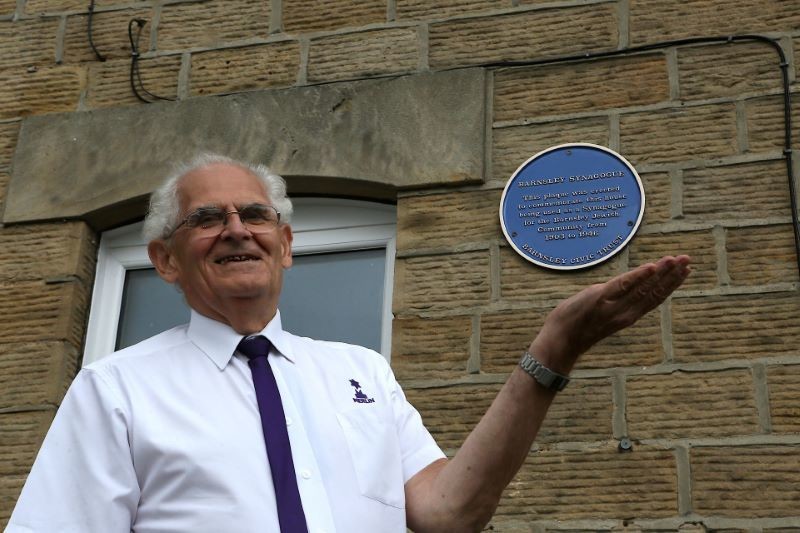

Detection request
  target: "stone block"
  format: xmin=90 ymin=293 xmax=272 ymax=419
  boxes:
xmin=492 ymin=118 xmax=610 ymax=182
xmin=0 ymin=120 xmax=19 ymax=168
xmin=626 ymin=370 xmax=759 ymax=440
xmin=63 ymin=8 xmax=154 ymax=63
xmin=5 ymin=69 xmax=485 ymax=226
xmin=494 ymin=445 xmax=677 ymax=519
xmin=0 ymin=66 xmax=82 ymax=120
xmin=0 ymin=411 xmax=54 ymax=477
xmin=428 ymin=4 xmax=617 ymax=69
xmin=0 ymin=476 xmax=25 ymax=527
xmin=691 ymin=445 xmax=800 ymax=517
xmin=0 ymin=223 xmax=97 ymax=283
xmin=396 ymin=0 xmax=505 ymax=21
xmin=0 ymin=18 xmax=59 ymax=70
xmin=308 ymin=27 xmax=419 ymax=83
xmin=672 ymin=292 xmax=800 ymax=363
xmin=628 ymin=230 xmax=717 ymax=291
xmin=394 ymin=250 xmax=491 ymax=312
xmin=283 ymin=0 xmax=384 ymax=33
xmin=639 ymin=171 xmax=671 ymax=227
xmin=677 ymin=42 xmax=782 ymax=101
xmin=24 ymin=0 xmax=123 ymax=12
xmin=86 ymin=56 xmax=180 ymax=109
xmin=396 ymin=190 xmax=502 ymax=252
xmin=745 ymin=95 xmax=800 ymax=154
xmin=0 ymin=279 xmax=91 ymax=349
xmin=0 ymin=342 xmax=80 ymax=409
xmin=190 ymin=42 xmax=300 ymax=96
xmin=683 ymin=160 xmax=791 ymax=221
xmin=0 ymin=171 xmax=7 ymax=210
xmin=392 ymin=314 xmax=472 ymax=381
xmin=493 ymin=55 xmax=669 ymax=122
xmin=0 ymin=0 xmax=15 ymax=16
xmin=727 ymin=224 xmax=799 ymax=286
xmin=157 ymin=0 xmax=270 ymax=51
xmin=499 ymin=245 xmax=622 ymax=303
xmin=619 ymin=104 xmax=738 ymax=166
xmin=405 ymin=382 xmax=501 ymax=449
xmin=767 ymin=363 xmax=800 ymax=435
xmin=629 ymin=0 xmax=800 ymax=45
xmin=536 ymin=377 xmax=614 ymax=444
xmin=481 ymin=306 xmax=664 ymax=372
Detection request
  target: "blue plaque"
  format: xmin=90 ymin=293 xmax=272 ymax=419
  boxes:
xmin=499 ymin=143 xmax=645 ymax=270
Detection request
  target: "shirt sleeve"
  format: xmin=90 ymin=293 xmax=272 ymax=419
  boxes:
xmin=384 ymin=364 xmax=446 ymax=483
xmin=6 ymin=368 xmax=140 ymax=533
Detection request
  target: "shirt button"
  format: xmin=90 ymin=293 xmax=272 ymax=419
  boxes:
xmin=300 ymin=469 xmax=312 ymax=479
xmin=285 ymin=416 xmax=293 ymax=426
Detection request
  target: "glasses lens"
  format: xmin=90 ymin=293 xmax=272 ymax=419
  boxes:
xmin=186 ymin=208 xmax=226 ymax=229
xmin=239 ymin=205 xmax=278 ymax=227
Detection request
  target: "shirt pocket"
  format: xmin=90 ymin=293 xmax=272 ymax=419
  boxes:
xmin=335 ymin=408 xmax=405 ymax=509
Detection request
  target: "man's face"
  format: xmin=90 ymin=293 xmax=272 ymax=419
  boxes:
xmin=148 ymin=163 xmax=293 ymax=329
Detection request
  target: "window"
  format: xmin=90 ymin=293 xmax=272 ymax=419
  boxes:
xmin=83 ymin=199 xmax=396 ymax=365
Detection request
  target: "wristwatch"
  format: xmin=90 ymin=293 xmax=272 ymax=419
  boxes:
xmin=519 ymin=351 xmax=570 ymax=392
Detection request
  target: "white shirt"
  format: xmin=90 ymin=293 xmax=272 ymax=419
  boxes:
xmin=7 ymin=311 xmax=444 ymax=533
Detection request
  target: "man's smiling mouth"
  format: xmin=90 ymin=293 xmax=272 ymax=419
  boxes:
xmin=216 ymin=255 xmax=259 ymax=265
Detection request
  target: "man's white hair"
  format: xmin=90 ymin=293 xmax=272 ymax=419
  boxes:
xmin=142 ymin=153 xmax=293 ymax=242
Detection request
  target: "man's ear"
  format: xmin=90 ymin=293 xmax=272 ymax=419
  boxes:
xmin=147 ymin=240 xmax=180 ymax=284
xmin=279 ymin=224 xmax=293 ymax=269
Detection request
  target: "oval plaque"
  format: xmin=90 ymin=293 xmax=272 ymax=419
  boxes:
xmin=499 ymin=143 xmax=645 ymax=270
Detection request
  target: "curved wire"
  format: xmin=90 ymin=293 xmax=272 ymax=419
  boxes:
xmin=128 ymin=18 xmax=176 ymax=104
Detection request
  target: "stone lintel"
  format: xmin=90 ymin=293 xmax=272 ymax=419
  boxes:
xmin=4 ymin=69 xmax=486 ymax=230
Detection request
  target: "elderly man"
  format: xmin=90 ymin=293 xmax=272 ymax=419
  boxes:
xmin=8 ymin=154 xmax=691 ymax=532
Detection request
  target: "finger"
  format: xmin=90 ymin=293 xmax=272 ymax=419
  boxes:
xmin=630 ymin=256 xmax=692 ymax=313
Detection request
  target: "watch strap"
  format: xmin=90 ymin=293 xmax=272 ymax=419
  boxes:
xmin=519 ymin=351 xmax=570 ymax=391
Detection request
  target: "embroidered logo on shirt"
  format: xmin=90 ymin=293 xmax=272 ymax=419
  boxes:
xmin=349 ymin=379 xmax=375 ymax=404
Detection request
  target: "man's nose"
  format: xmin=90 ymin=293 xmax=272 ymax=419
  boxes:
xmin=219 ymin=211 xmax=252 ymax=239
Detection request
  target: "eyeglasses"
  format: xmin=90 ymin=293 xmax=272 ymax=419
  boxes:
xmin=168 ymin=204 xmax=281 ymax=238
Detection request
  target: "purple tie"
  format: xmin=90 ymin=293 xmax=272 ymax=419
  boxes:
xmin=237 ymin=335 xmax=308 ymax=533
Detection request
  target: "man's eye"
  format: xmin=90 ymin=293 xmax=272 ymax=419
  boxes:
xmin=192 ymin=211 xmax=223 ymax=227
xmin=240 ymin=207 xmax=271 ymax=224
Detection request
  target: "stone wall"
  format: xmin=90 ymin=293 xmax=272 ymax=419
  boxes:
xmin=1 ymin=0 xmax=799 ymax=530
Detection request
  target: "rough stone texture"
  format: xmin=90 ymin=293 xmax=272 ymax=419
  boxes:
xmin=428 ymin=4 xmax=618 ymax=69
xmin=691 ymin=445 xmax=800 ymax=517
xmin=0 ymin=411 xmax=54 ymax=478
xmin=481 ymin=308 xmax=664 ymax=372
xmin=0 ymin=0 xmax=16 ymax=16
xmin=307 ymin=27 xmax=419 ymax=83
xmin=727 ymin=224 xmax=800 ymax=286
xmin=626 ymin=370 xmax=760 ymax=439
xmin=406 ymin=382 xmax=500 ymax=449
xmin=396 ymin=190 xmax=501 ymax=251
xmin=0 ymin=170 xmax=8 ymax=209
xmin=536 ymin=378 xmax=614 ymax=444
xmin=677 ymin=42 xmax=783 ymax=101
xmin=628 ymin=230 xmax=717 ymax=291
xmin=391 ymin=314 xmax=472 ymax=380
xmin=683 ymin=160 xmax=792 ymax=221
xmin=190 ymin=42 xmax=300 ymax=96
xmin=493 ymin=55 xmax=669 ymax=122
xmin=493 ymin=446 xmax=677 ymax=519
xmin=0 ymin=121 xmax=19 ymax=168
xmin=394 ymin=250 xmax=491 ymax=312
xmin=0 ymin=18 xmax=59 ymax=70
xmin=396 ymin=0 xmax=505 ymax=21
xmin=0 ymin=342 xmax=81 ymax=409
xmin=639 ymin=171 xmax=671 ymax=227
xmin=0 ymin=476 xmax=25 ymax=528
xmin=282 ymin=0 xmax=385 ymax=33
xmin=499 ymin=246 xmax=622 ymax=303
xmin=672 ymin=292 xmax=800 ymax=363
xmin=492 ymin=118 xmax=610 ymax=182
xmin=629 ymin=0 xmax=800 ymax=45
xmin=0 ymin=223 xmax=97 ymax=283
xmin=63 ymin=8 xmax=155 ymax=63
xmin=5 ymin=69 xmax=485 ymax=226
xmin=745 ymin=95 xmax=800 ymax=154
xmin=0 ymin=66 xmax=82 ymax=120
xmin=157 ymin=0 xmax=270 ymax=51
xmin=24 ymin=0 xmax=142 ymax=12
xmin=86 ymin=56 xmax=180 ymax=109
xmin=768 ymin=364 xmax=800 ymax=435
xmin=619 ymin=104 xmax=738 ymax=165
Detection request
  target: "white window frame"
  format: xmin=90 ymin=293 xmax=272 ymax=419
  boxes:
xmin=83 ymin=198 xmax=397 ymax=365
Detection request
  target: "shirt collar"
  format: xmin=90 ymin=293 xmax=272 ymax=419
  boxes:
xmin=187 ymin=309 xmax=296 ymax=370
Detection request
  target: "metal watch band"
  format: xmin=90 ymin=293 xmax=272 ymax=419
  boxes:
xmin=519 ymin=351 xmax=570 ymax=392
